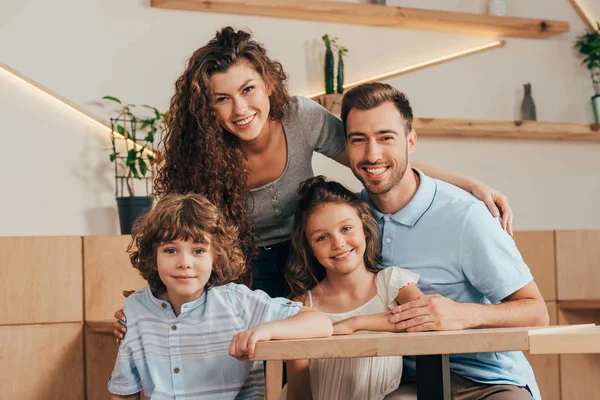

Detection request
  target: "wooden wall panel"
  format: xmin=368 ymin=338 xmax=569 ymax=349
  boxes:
xmin=513 ymin=231 xmax=556 ymax=300
xmin=556 ymin=231 xmax=600 ymax=301
xmin=84 ymin=236 xmax=146 ymax=321
xmin=558 ymin=308 xmax=600 ymax=400
xmin=86 ymin=329 xmax=120 ymax=400
xmin=0 ymin=236 xmax=82 ymax=325
xmin=0 ymin=323 xmax=84 ymax=399
xmin=524 ymin=302 xmax=559 ymax=400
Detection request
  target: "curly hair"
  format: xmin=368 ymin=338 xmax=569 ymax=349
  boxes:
xmin=127 ymin=193 xmax=246 ymax=295
xmin=285 ymin=176 xmax=382 ymax=299
xmin=153 ymin=26 xmax=291 ymax=267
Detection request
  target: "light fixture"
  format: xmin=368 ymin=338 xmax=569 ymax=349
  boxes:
xmin=568 ymin=0 xmax=596 ymax=31
xmin=0 ymin=61 xmax=156 ymax=157
xmin=307 ymin=40 xmax=505 ymax=99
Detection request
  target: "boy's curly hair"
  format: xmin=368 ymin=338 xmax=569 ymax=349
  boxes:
xmin=127 ymin=193 xmax=246 ymax=294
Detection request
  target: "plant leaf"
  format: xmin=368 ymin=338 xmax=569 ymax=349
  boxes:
xmin=139 ymin=158 xmax=147 ymax=176
xmin=102 ymin=96 xmax=122 ymax=104
xmin=126 ymin=149 xmax=136 ymax=166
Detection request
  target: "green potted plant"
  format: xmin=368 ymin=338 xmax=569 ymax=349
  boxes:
xmin=318 ymin=34 xmax=348 ymax=117
xmin=574 ymin=22 xmax=600 ymax=124
xmin=101 ymin=96 xmax=165 ymax=234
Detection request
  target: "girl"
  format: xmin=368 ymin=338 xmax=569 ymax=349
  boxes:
xmin=108 ymin=193 xmax=332 ymax=400
xmin=282 ymin=176 xmax=424 ymax=400
xmin=113 ymin=26 xmax=513 ymax=338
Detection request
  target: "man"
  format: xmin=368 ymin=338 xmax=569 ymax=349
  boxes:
xmin=341 ymin=82 xmax=548 ymax=400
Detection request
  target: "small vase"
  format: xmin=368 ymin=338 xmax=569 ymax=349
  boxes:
xmin=521 ymin=83 xmax=537 ymax=121
xmin=592 ymin=95 xmax=600 ymax=124
xmin=318 ymin=93 xmax=343 ymax=118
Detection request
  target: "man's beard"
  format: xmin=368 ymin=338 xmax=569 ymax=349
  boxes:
xmin=358 ymin=154 xmax=408 ymax=196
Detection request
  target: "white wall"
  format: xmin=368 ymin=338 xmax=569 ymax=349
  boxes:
xmin=1 ymin=0 xmax=599 ymax=235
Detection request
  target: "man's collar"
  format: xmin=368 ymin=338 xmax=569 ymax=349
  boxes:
xmin=361 ymin=168 xmax=437 ymax=227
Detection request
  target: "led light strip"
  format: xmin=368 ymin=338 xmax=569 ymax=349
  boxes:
xmin=568 ymin=0 xmax=596 ymax=30
xmin=307 ymin=40 xmax=505 ymax=99
xmin=0 ymin=61 xmax=157 ymax=157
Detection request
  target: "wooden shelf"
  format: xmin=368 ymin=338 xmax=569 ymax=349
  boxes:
xmin=559 ymin=301 xmax=600 ymax=310
xmin=150 ymin=0 xmax=569 ymax=39
xmin=414 ymin=119 xmax=600 ymax=141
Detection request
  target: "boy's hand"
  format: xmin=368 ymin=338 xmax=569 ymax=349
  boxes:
xmin=332 ymin=318 xmax=355 ymax=335
xmin=229 ymin=325 xmax=272 ymax=361
xmin=113 ymin=290 xmax=135 ymax=343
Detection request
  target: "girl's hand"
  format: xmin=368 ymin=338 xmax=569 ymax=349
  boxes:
xmin=332 ymin=318 xmax=355 ymax=335
xmin=229 ymin=325 xmax=272 ymax=360
xmin=469 ymin=183 xmax=513 ymax=236
xmin=113 ymin=290 xmax=135 ymax=344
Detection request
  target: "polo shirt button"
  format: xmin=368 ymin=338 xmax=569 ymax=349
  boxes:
xmin=173 ymin=367 xmax=180 ymax=374
xmin=161 ymin=303 xmax=167 ymax=309
xmin=171 ymin=325 xmax=177 ymax=331
xmin=385 ymin=238 xmax=391 ymax=244
xmin=384 ymin=216 xmax=390 ymax=222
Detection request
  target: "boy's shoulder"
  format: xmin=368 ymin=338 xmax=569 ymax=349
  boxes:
xmin=122 ymin=286 xmax=153 ymax=314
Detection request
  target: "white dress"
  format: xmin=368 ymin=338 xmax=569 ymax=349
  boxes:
xmin=279 ymin=266 xmax=419 ymax=400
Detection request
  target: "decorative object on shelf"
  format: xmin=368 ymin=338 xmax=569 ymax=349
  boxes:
xmin=102 ymin=96 xmax=165 ymax=234
xmin=520 ymin=83 xmax=537 ymax=121
xmin=318 ymin=34 xmax=347 ymax=116
xmin=487 ymin=0 xmax=507 ymax=16
xmin=574 ymin=22 xmax=600 ymax=124
xmin=337 ymin=45 xmax=348 ymax=94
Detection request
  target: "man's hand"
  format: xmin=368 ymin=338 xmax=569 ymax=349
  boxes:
xmin=389 ymin=294 xmax=469 ymax=332
xmin=229 ymin=324 xmax=272 ymax=361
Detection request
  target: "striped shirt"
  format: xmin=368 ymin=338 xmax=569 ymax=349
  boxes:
xmin=108 ymin=283 xmax=302 ymax=399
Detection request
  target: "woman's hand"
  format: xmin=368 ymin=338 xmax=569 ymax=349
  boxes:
xmin=469 ymin=182 xmax=513 ymax=236
xmin=113 ymin=290 xmax=135 ymax=344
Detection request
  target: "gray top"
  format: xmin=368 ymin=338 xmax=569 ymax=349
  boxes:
xmin=249 ymin=96 xmax=346 ymax=247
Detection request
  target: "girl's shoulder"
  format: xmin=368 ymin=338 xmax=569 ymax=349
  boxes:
xmin=375 ymin=266 xmax=420 ymax=293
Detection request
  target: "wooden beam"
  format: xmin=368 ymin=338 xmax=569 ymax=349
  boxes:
xmin=253 ymin=327 xmax=532 ymax=360
xmin=414 ymin=118 xmax=600 ymax=141
xmin=151 ymin=0 xmax=569 ymax=39
xmin=568 ymin=0 xmax=596 ymax=31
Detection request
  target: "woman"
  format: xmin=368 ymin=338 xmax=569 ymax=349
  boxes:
xmin=113 ymin=26 xmax=512 ymax=340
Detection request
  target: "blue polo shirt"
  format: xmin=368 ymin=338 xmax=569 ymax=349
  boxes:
xmin=361 ymin=168 xmax=540 ymax=400
xmin=108 ymin=283 xmax=302 ymax=399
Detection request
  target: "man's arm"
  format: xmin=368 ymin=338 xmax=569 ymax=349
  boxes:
xmin=389 ymin=200 xmax=548 ymax=332
xmin=388 ymin=281 xmax=548 ymax=331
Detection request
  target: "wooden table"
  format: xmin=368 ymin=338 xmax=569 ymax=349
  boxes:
xmin=253 ymin=324 xmax=600 ymax=400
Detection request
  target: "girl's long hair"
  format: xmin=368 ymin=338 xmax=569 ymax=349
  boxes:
xmin=154 ymin=26 xmax=291 ymax=266
xmin=285 ymin=176 xmax=381 ymax=299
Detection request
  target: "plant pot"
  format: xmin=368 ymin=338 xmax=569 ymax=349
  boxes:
xmin=116 ymin=196 xmax=152 ymax=235
xmin=592 ymin=95 xmax=600 ymax=124
xmin=317 ymin=93 xmax=344 ymax=118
